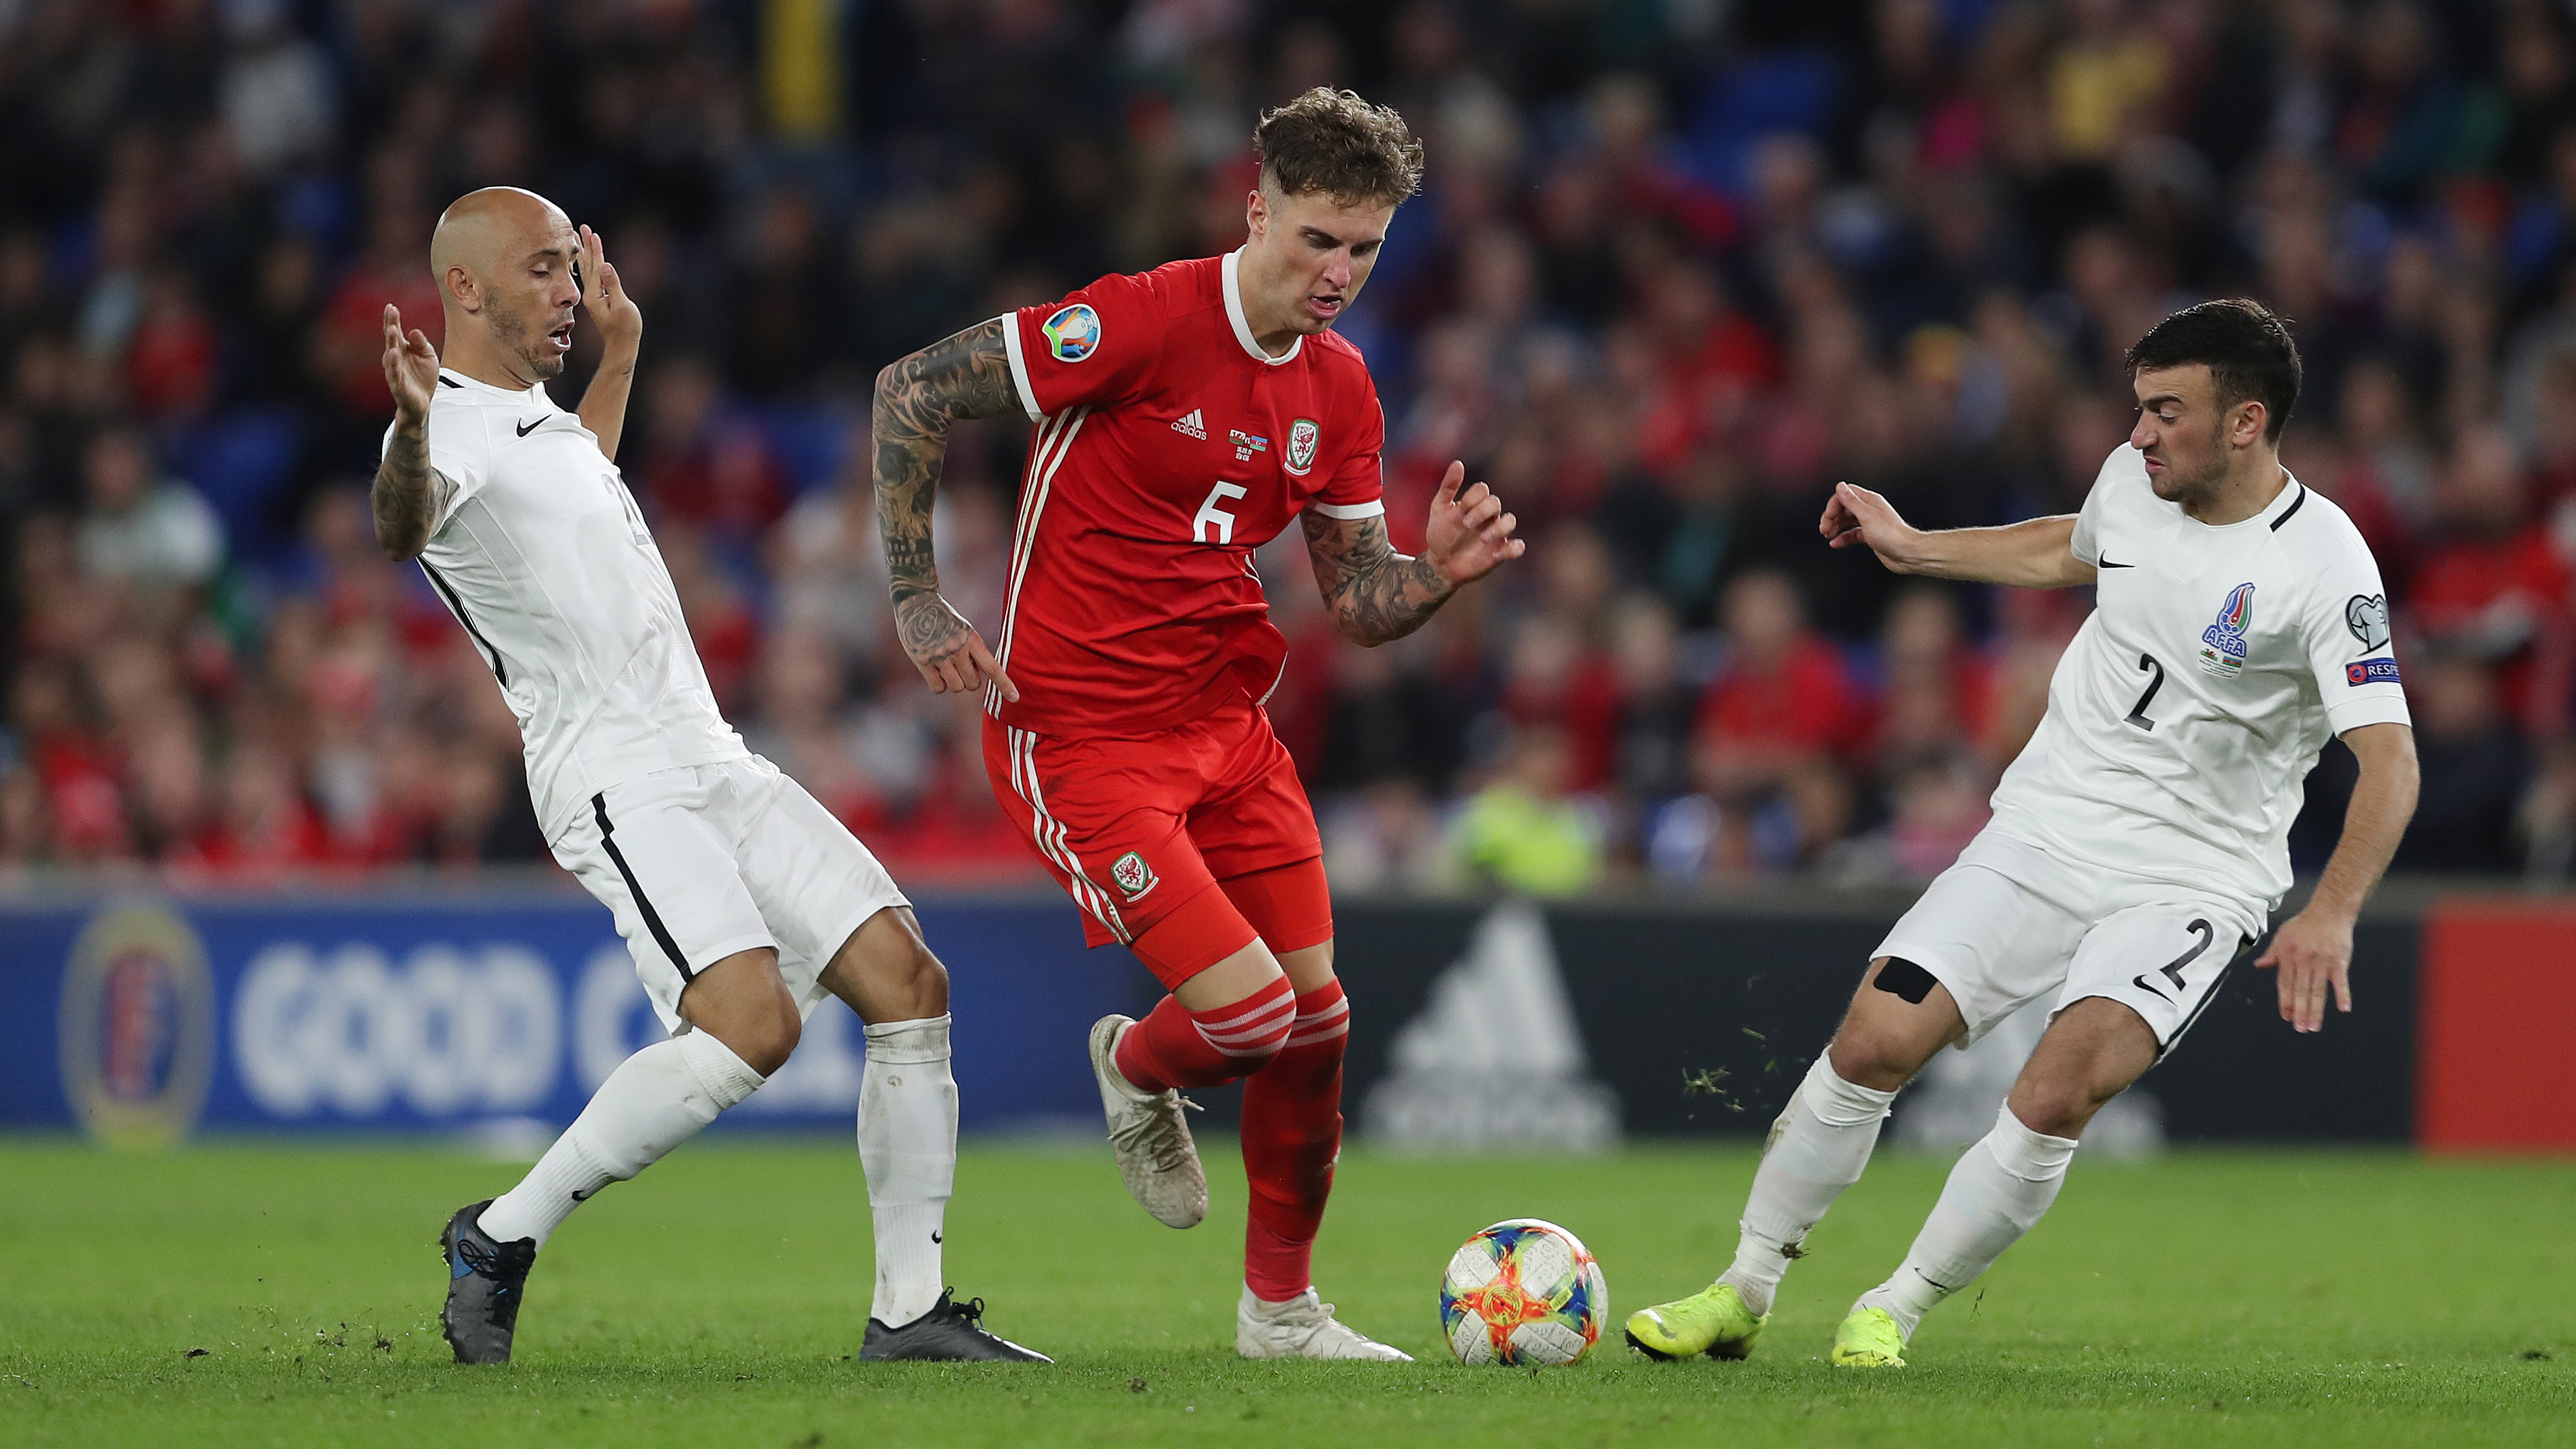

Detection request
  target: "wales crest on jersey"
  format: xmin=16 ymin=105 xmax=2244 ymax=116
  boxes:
xmin=2197 ymin=582 xmax=2256 ymax=677
xmin=1285 ymin=417 xmax=1320 ymax=475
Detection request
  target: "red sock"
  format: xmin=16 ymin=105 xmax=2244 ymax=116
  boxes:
xmin=1113 ymin=976 xmax=1294 ymax=1093
xmin=1241 ymin=980 xmax=1350 ymax=1303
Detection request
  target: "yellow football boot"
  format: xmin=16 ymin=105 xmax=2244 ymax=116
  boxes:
xmin=1829 ymin=1305 xmax=1908 ymax=1367
xmin=1624 ymin=1283 xmax=1767 ymax=1361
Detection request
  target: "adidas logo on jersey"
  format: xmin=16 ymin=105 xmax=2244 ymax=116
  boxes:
xmin=1170 ymin=409 xmax=1206 ymax=440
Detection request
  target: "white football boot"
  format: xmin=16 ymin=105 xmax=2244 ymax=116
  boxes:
xmin=1088 ymin=1014 xmax=1208 ymax=1229
xmin=1236 ymin=1287 xmax=1413 ymax=1361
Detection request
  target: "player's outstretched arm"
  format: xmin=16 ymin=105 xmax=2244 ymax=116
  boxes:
xmin=2256 ymin=722 xmax=2419 ymax=1033
xmin=872 ymin=319 xmax=1022 ymax=701
xmin=572 ymin=224 xmax=643 ymax=460
xmin=1302 ymin=462 xmax=1524 ymax=647
xmin=373 ymin=303 xmax=444 ymax=561
xmin=1820 ymin=482 xmax=2092 ymax=588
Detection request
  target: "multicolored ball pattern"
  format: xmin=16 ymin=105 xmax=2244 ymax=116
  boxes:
xmin=1438 ymin=1218 xmax=1607 ymax=1367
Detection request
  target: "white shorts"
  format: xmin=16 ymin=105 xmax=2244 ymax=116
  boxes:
xmin=1873 ymin=827 xmax=2266 ymax=1057
xmin=551 ymin=757 xmax=910 ymax=1031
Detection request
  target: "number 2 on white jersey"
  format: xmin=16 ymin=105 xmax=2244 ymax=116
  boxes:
xmin=2123 ymin=652 xmax=2165 ymax=731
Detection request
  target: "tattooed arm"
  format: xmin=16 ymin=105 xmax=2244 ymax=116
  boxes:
xmin=373 ymin=303 xmax=445 ymax=561
xmin=1304 ymin=462 xmax=1525 ymax=646
xmin=872 ymin=318 xmax=1024 ymax=700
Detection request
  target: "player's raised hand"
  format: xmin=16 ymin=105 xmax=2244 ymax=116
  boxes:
xmin=577 ymin=224 xmax=642 ymax=352
xmin=1422 ymin=462 xmax=1525 ymax=586
xmin=381 ymin=304 xmax=440 ymax=425
xmin=895 ymin=592 xmax=1019 ymax=703
xmin=2253 ymin=908 xmax=2354 ymax=1033
xmin=1819 ymin=481 xmax=1927 ymax=572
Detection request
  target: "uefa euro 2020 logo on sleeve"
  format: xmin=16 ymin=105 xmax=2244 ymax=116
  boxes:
xmin=59 ymin=902 xmax=216 ymax=1148
xmin=2197 ymin=582 xmax=2255 ymax=678
xmin=1042 ymin=303 xmax=1100 ymax=363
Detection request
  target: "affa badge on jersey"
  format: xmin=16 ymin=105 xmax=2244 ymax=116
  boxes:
xmin=1043 ymin=303 xmax=1101 ymax=363
xmin=2197 ymin=582 xmax=2256 ymax=677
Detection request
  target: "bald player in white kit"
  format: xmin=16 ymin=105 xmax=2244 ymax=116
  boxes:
xmin=376 ymin=188 xmax=1045 ymax=1366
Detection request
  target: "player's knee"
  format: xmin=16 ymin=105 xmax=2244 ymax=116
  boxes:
xmin=1825 ymin=1034 xmax=1915 ymax=1094
xmin=892 ymin=936 xmax=950 ymax=1016
xmin=855 ymin=928 xmax=949 ymax=1021
xmin=711 ymin=994 xmax=800 ymax=1077
xmin=1201 ymin=977 xmax=1297 ymax=1073
xmin=1830 ymin=960 xmax=1956 ymax=1090
xmin=827 ymin=907 xmax=952 ymax=1022
xmin=686 ymin=958 xmax=804 ymax=1077
xmin=740 ymin=1003 xmax=802 ymax=1077
xmin=1829 ymin=1007 xmax=1939 ymax=1091
xmin=2008 ymin=1076 xmax=2113 ymax=1139
xmin=1218 ymin=1014 xmax=1292 ymax=1073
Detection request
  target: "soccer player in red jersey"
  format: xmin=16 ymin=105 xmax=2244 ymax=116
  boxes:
xmin=870 ymin=89 xmax=1523 ymax=1359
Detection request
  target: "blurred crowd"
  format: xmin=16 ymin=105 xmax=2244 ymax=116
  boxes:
xmin=4 ymin=0 xmax=2575 ymax=894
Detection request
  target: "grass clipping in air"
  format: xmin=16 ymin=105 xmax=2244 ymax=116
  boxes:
xmin=0 ymin=1140 xmax=2569 ymax=1448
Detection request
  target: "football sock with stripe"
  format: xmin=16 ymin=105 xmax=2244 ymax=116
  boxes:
xmin=1720 ymin=1055 xmax=1897 ymax=1316
xmin=857 ymin=1014 xmax=957 ymax=1329
xmin=1240 ymin=980 xmax=1350 ymax=1303
xmin=1859 ymin=1101 xmax=2077 ymax=1337
xmin=480 ymin=1030 xmax=765 ymax=1247
xmin=1113 ymin=974 xmax=1296 ymax=1091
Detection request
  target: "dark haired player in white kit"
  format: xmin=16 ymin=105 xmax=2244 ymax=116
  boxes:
xmin=1626 ymin=299 xmax=2420 ymax=1368
xmin=374 ymin=187 xmax=1043 ymax=1365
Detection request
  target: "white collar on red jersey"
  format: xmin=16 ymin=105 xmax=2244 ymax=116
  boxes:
xmin=1222 ymin=249 xmax=1304 ymax=367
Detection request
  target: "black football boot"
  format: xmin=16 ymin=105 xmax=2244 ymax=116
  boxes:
xmin=440 ymin=1199 xmax=537 ymax=1364
xmin=860 ymin=1289 xmax=1052 ymax=1362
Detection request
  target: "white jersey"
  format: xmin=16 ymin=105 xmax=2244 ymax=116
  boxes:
xmin=385 ymin=369 xmax=747 ymax=843
xmin=1988 ymin=445 xmax=2410 ymax=910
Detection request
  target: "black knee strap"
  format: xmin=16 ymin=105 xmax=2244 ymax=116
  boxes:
xmin=1873 ymin=957 xmax=1938 ymax=1005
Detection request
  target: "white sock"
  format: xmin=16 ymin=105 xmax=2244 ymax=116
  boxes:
xmin=480 ymin=1031 xmax=765 ymax=1247
xmin=857 ymin=1014 xmax=956 ymax=1328
xmin=1719 ymin=1055 xmax=1896 ymax=1316
xmin=1858 ymin=1101 xmax=2078 ymax=1337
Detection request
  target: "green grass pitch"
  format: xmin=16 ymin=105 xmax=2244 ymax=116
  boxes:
xmin=3 ymin=1138 xmax=2571 ymax=1448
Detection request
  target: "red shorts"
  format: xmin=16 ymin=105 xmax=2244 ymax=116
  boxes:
xmin=983 ymin=696 xmax=1331 ymax=989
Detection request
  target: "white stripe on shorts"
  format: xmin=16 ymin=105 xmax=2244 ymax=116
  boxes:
xmin=1007 ymin=725 xmax=1129 ymax=943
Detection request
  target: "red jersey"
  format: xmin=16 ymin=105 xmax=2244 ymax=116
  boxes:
xmin=989 ymin=251 xmax=1388 ymax=736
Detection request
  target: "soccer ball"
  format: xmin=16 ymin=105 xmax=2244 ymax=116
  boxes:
xmin=1439 ymin=1218 xmax=1607 ymax=1366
